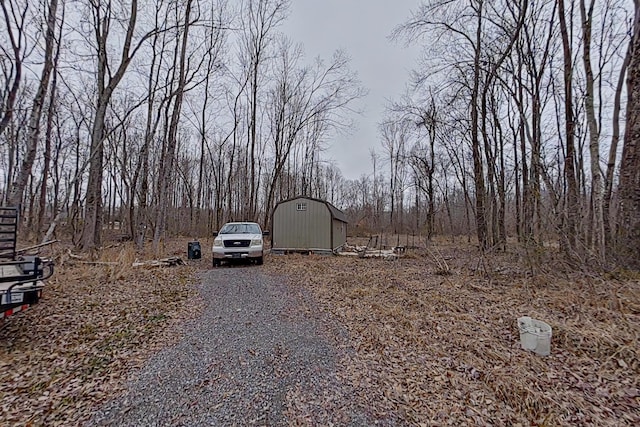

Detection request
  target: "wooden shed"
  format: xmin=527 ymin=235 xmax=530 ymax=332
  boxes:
xmin=271 ymin=196 xmax=347 ymax=253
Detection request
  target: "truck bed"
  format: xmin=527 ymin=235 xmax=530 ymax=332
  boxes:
xmin=1 ymin=264 xmax=45 ymax=292
xmin=1 ymin=258 xmax=51 ymax=318
xmin=0 ymin=206 xmax=54 ymax=320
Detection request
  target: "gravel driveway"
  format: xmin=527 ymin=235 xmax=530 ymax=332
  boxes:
xmin=87 ymin=265 xmax=375 ymax=426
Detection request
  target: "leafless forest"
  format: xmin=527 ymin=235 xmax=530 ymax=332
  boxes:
xmin=2 ymin=2 xmax=640 ymax=425
xmin=0 ymin=0 xmax=639 ymax=268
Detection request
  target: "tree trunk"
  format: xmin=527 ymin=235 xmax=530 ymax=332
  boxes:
xmin=153 ymin=0 xmax=193 ymax=253
xmin=471 ymin=5 xmax=488 ymax=250
xmin=81 ymin=0 xmax=143 ymax=251
xmin=0 ymin=0 xmax=24 ymax=138
xmin=7 ymin=0 xmax=58 ymax=207
xmin=580 ymin=0 xmax=605 ymax=260
xmin=558 ymin=0 xmax=579 ymax=255
xmin=616 ymin=1 xmax=640 ymax=269
xmin=37 ymin=66 xmax=58 ymax=237
xmin=82 ymin=100 xmax=108 ymax=251
xmin=604 ymin=41 xmax=631 ymax=249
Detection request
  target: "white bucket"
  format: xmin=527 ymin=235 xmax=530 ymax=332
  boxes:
xmin=517 ymin=316 xmax=552 ymax=356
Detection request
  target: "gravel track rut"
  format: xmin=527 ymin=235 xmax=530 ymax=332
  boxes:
xmin=87 ymin=266 xmax=375 ymax=426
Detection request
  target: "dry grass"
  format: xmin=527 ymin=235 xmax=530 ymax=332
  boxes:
xmin=2 ymin=237 xmax=638 ymax=426
xmin=265 ymin=244 xmax=640 ymax=426
xmin=0 ymin=239 xmax=204 ymax=427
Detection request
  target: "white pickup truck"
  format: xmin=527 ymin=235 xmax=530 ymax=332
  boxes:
xmin=211 ymin=222 xmax=269 ymax=267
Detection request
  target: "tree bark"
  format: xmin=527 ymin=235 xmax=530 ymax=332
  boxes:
xmin=81 ymin=0 xmax=160 ymax=251
xmin=7 ymin=0 xmax=58 ymax=207
xmin=558 ymin=0 xmax=579 ymax=254
xmin=616 ymin=1 xmax=640 ymax=269
xmin=580 ymin=0 xmax=605 ymax=260
xmin=604 ymin=41 xmax=631 ymax=249
xmin=0 ymin=0 xmax=25 ymax=138
xmin=471 ymin=2 xmax=488 ymax=250
xmin=153 ymin=0 xmax=193 ymax=253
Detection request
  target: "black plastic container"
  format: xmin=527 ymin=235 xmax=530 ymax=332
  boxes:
xmin=188 ymin=241 xmax=202 ymax=259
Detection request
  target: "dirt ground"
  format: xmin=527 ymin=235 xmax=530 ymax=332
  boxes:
xmin=1 ymin=237 xmax=638 ymax=426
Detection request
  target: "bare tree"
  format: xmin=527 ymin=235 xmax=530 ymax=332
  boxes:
xmin=604 ymin=39 xmax=631 ymax=249
xmin=397 ymin=0 xmax=526 ymax=250
xmin=191 ymin=7 xmax=226 ymax=232
xmin=616 ymin=1 xmax=640 ymax=269
xmin=380 ymin=119 xmax=410 ymax=231
xmin=153 ymin=0 xmax=194 ymax=252
xmin=0 ymin=0 xmax=28 ymax=139
xmin=132 ymin=2 xmax=176 ymax=250
xmin=80 ymin=0 xmax=166 ymax=252
xmin=262 ymin=44 xmax=364 ymax=228
xmin=580 ymin=0 xmax=605 ymax=259
xmin=390 ymin=93 xmax=439 ymax=240
xmin=239 ymin=0 xmax=289 ymax=220
xmin=4 ymin=0 xmax=58 ymax=209
xmin=37 ymin=2 xmax=64 ymax=237
xmin=557 ymin=0 xmax=580 ymax=256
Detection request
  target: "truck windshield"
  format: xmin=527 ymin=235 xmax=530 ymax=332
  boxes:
xmin=219 ymin=223 xmax=261 ymax=234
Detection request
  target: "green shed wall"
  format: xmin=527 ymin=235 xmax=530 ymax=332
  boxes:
xmin=332 ymin=219 xmax=347 ymax=248
xmin=272 ymin=198 xmax=332 ymax=250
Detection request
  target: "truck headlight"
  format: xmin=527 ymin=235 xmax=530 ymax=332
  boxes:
xmin=213 ymin=239 xmax=223 ymax=247
xmin=251 ymin=239 xmax=262 ymax=247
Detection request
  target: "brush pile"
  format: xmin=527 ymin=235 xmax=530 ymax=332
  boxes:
xmin=340 ymin=242 xmax=402 ymax=259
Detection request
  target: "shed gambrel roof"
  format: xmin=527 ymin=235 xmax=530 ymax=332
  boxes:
xmin=274 ymin=196 xmax=347 ymax=223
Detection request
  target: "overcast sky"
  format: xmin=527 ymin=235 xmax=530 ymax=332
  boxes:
xmin=281 ymin=0 xmax=421 ymax=181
